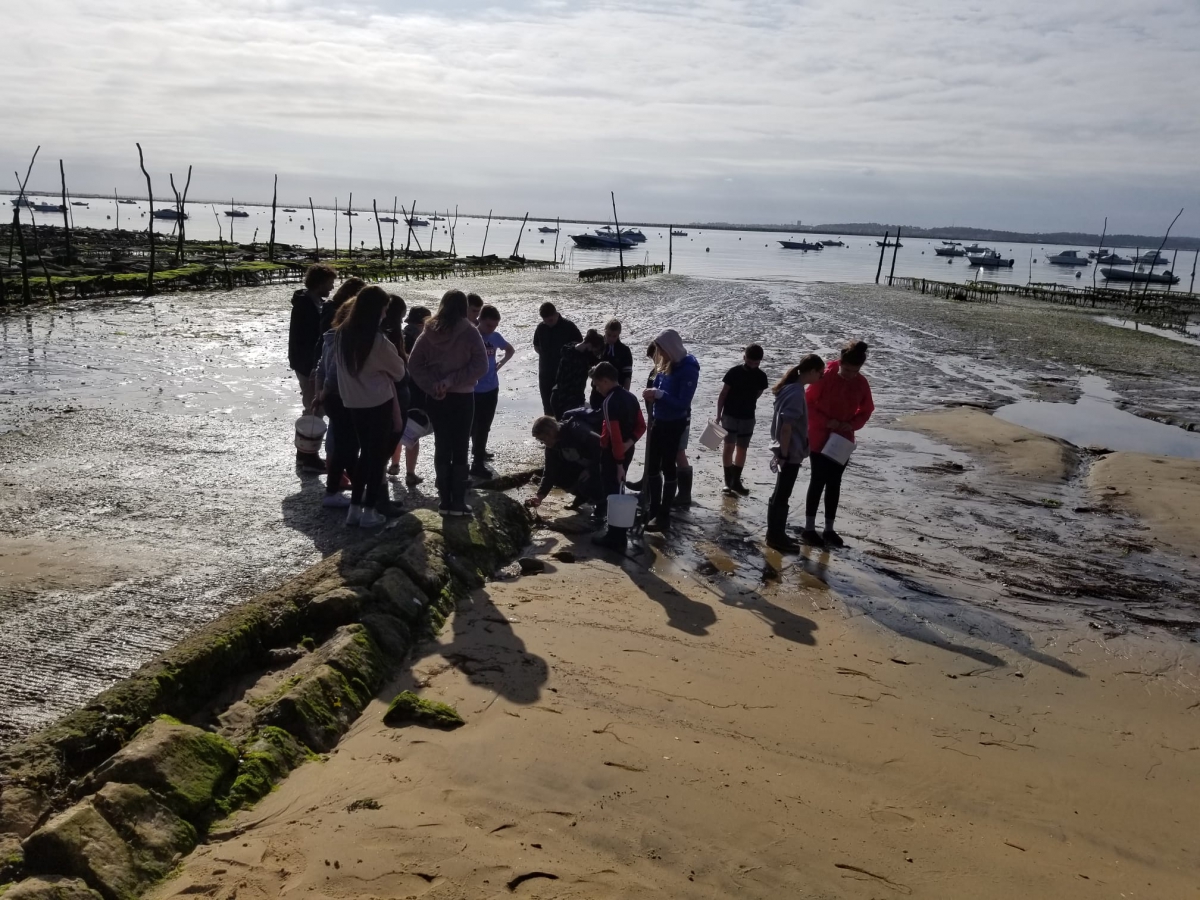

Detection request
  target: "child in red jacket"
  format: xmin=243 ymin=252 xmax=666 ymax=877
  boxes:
xmin=802 ymin=340 xmax=874 ymax=548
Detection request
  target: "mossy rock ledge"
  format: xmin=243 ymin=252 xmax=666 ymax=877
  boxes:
xmin=0 ymin=491 xmax=530 ymax=899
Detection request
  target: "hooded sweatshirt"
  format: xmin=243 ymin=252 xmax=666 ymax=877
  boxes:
xmin=337 ymin=332 xmax=407 ymax=409
xmin=805 ymin=359 xmax=874 ymax=454
xmin=288 ymin=288 xmax=323 ymax=375
xmin=648 ymin=328 xmax=699 ymax=422
xmin=770 ymin=382 xmax=809 ymax=464
xmin=407 ymin=317 xmax=489 ymax=397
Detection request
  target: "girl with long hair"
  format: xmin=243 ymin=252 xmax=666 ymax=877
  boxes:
xmin=640 ymin=329 xmax=699 ymax=532
xmin=315 ymin=297 xmax=359 ymax=508
xmin=407 ymin=289 xmax=488 ymax=515
xmin=336 ymin=285 xmax=408 ymax=527
xmin=765 ymin=354 xmax=825 ymax=552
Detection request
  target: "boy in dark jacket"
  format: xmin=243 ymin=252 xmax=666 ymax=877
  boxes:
xmin=589 ymin=362 xmax=646 ymax=553
xmin=589 ymin=318 xmax=633 ymax=406
xmin=289 ymin=264 xmax=336 ymax=470
xmin=550 ymin=329 xmax=604 ymax=418
xmin=533 ymin=302 xmax=583 ymax=414
xmin=527 ymin=416 xmax=603 ymax=512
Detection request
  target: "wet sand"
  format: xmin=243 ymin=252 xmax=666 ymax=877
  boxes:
xmin=900 ymin=407 xmax=1076 ymax=480
xmin=1090 ymin=453 xmax=1200 ymax=556
xmin=153 ymin=527 xmax=1200 ymax=899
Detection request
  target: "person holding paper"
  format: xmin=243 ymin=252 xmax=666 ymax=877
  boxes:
xmin=802 ymin=340 xmax=874 ymax=548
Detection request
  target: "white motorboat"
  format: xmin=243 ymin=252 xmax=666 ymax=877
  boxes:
xmin=935 ymin=245 xmax=965 ymax=257
xmin=967 ymin=249 xmax=1015 ymax=268
xmin=1134 ymin=250 xmax=1171 ymax=266
xmin=1045 ymin=250 xmax=1090 ymax=266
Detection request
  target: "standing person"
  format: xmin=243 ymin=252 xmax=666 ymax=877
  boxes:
xmin=471 ymin=304 xmax=515 ymax=476
xmin=590 ymin=362 xmax=646 ymax=553
xmin=551 ymin=329 xmax=604 ymax=418
xmin=717 ymin=344 xmax=770 ymax=497
xmin=533 ymin=302 xmax=582 ymax=415
xmin=803 ymin=340 xmax=874 ymax=548
xmin=289 ymin=263 xmax=336 ymax=470
xmin=467 ymin=292 xmax=484 ymax=326
xmin=641 ymin=329 xmax=699 ymax=533
xmin=765 ymin=355 xmax=825 ymax=552
xmin=314 ymin=298 xmax=358 ymax=508
xmin=589 ymin=319 xmax=633 ymax=406
xmin=390 ymin=306 xmax=431 ymax=486
xmin=408 ymin=289 xmax=488 ymax=516
xmin=382 ymin=293 xmax=411 ymax=434
xmin=318 ymin=276 xmax=366 ymax=339
xmin=336 ymin=286 xmax=408 ymax=528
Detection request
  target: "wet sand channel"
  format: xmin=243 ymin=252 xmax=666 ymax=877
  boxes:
xmin=2 ymin=272 xmax=1200 ymax=750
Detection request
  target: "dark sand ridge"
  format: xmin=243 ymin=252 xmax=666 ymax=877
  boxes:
xmin=3 ymin=272 xmax=1200 ymax=745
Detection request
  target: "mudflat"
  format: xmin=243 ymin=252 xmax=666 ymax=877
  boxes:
xmin=1089 ymin=452 xmax=1200 ymax=555
xmin=154 ymin=533 xmax=1200 ymax=899
xmin=900 ymin=407 xmax=1076 ymax=481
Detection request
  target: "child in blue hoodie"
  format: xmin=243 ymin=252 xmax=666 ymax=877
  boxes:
xmin=641 ymin=328 xmax=699 ymax=531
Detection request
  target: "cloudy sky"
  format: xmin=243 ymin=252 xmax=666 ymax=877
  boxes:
xmin=2 ymin=0 xmax=1198 ymax=233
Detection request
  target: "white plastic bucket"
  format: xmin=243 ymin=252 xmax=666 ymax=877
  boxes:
xmin=607 ymin=492 xmax=638 ymax=528
xmin=294 ymin=415 xmax=327 ymax=454
xmin=821 ymin=432 xmax=856 ymax=466
xmin=400 ymin=409 xmax=432 ymax=448
xmin=698 ymin=418 xmax=727 ymax=451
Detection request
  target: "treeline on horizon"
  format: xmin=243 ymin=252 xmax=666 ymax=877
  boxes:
xmin=694 ymin=221 xmax=1200 ymax=251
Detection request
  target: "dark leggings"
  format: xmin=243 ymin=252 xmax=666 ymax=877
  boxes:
xmin=427 ymin=392 xmax=474 ymax=494
xmin=805 ymin=452 xmax=846 ymax=523
xmin=646 ymin=418 xmax=686 ymax=484
xmin=349 ymin=400 xmax=398 ymax=508
xmin=770 ymin=462 xmax=802 ymax=508
xmin=324 ymin=394 xmax=359 ymax=495
xmin=472 ymin=389 xmax=499 ymax=461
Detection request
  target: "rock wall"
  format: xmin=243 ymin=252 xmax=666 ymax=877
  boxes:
xmin=0 ymin=493 xmax=531 ymax=899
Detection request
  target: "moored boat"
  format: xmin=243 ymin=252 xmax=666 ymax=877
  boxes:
xmin=935 ymin=245 xmax=965 ymax=257
xmin=538 ymin=226 xmax=558 ymax=233
xmin=571 ymin=232 xmax=634 ymax=250
xmin=71 ymin=201 xmax=88 ymax=207
xmin=1134 ymin=250 xmax=1171 ymax=266
xmin=596 ymin=225 xmax=646 ymax=243
xmin=1045 ymin=250 xmax=1090 ymax=266
xmin=670 ymin=230 xmax=688 ymax=236
xmin=406 ymin=217 xmax=429 ymax=227
xmin=151 ymin=208 xmax=188 ymax=220
xmin=821 ymin=239 xmax=845 ymax=247
xmin=779 ymin=240 xmax=823 ymax=250
xmin=31 ymin=202 xmax=66 ymax=213
xmin=282 ymin=208 xmax=297 ymax=212
xmin=1101 ymin=267 xmax=1180 ymax=285
xmin=118 ymin=199 xmax=136 ymax=205
xmin=1095 ymin=252 xmax=1133 ymax=265
xmin=877 ymin=239 xmax=903 ymax=247
xmin=967 ymin=249 xmax=1015 ymax=267
xmin=378 ymin=216 xmax=397 ymax=224
xmin=224 ymin=209 xmax=249 ymax=218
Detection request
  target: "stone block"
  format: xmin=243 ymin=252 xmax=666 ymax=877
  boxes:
xmin=371 ymin=568 xmax=428 ymax=621
xmin=3 ymin=876 xmax=105 ymax=900
xmin=21 ymin=802 xmax=138 ymax=900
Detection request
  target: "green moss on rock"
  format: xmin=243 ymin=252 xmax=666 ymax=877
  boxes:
xmin=383 ymin=692 xmax=464 ymax=730
xmin=220 ymin=727 xmax=311 ymax=815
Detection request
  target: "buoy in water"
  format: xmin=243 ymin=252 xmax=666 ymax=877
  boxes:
xmin=1076 ymin=271 xmax=1082 ymax=278
xmin=706 ymin=247 xmax=710 ymax=252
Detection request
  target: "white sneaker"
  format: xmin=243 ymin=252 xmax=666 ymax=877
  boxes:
xmin=358 ymin=507 xmax=387 ymax=528
xmin=322 ymin=493 xmax=351 ymax=508
xmin=345 ymin=504 xmax=363 ymax=527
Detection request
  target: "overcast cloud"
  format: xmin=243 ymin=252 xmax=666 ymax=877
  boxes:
xmin=2 ymin=0 xmax=1197 ymax=233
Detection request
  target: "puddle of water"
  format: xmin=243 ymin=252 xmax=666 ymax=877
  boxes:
xmin=995 ymin=375 xmax=1200 ymax=459
xmin=1098 ymin=316 xmax=1200 ymax=348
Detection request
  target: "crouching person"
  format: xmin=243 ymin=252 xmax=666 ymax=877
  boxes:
xmin=527 ymin=416 xmax=603 ymax=517
xmin=590 ymin=361 xmax=646 ymax=553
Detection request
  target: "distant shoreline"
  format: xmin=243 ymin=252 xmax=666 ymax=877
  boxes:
xmin=4 ymin=188 xmax=1198 ymax=251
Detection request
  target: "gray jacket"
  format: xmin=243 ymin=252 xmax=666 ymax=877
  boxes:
xmin=770 ymin=382 xmax=809 ymax=465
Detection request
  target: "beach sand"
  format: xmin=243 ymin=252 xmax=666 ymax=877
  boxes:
xmin=900 ymin=407 xmax=1076 ymax=481
xmin=154 ymin=531 xmax=1200 ymax=900
xmin=1090 ymin=452 xmax=1200 ymax=556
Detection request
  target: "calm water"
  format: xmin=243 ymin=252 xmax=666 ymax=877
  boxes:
xmin=20 ymin=200 xmax=1197 ymax=292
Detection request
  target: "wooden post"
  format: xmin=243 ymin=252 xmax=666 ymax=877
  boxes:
xmin=450 ymin=205 xmax=459 ymax=257
xmin=1129 ymin=248 xmax=1138 ymax=301
xmin=875 ymin=231 xmax=889 ymax=283
xmin=229 ymin=198 xmax=236 ymax=244
xmin=114 ymin=188 xmax=120 ymax=232
xmin=26 ymin=208 xmax=57 ymax=302
xmin=887 ymin=226 xmax=902 ymax=285
xmin=1189 ymin=249 xmax=1198 ymax=295
xmin=404 ymin=199 xmax=415 ymax=256
xmin=429 ymin=207 xmax=436 ymax=254
xmin=1093 ymin=217 xmax=1107 ymax=289
xmin=1165 ymin=248 xmax=1179 ymax=293
xmin=135 ymin=142 xmax=155 ymax=296
xmin=552 ymin=216 xmax=560 ymax=262
xmin=11 ymin=207 xmax=31 ymax=304
xmin=348 ymin=192 xmax=354 ymax=259
xmin=308 ymin=197 xmax=319 ymax=257
xmin=668 ymin=226 xmax=673 ymax=274
xmin=480 ymin=209 xmax=492 ymax=256
xmin=58 ymin=159 xmax=72 ymax=262
xmin=1138 ymin=208 xmax=1183 ymax=307
xmin=179 ymin=166 xmax=191 ymax=261
xmin=512 ymin=212 xmax=529 ymax=258
xmin=610 ymin=193 xmax=624 ymax=281
xmin=211 ymin=205 xmax=232 ymax=289
xmin=389 ymin=196 xmax=398 ymax=262
xmin=373 ymin=199 xmax=385 ymax=259
xmin=268 ymin=174 xmax=278 ymax=261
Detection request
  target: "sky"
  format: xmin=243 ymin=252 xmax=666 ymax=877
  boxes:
xmin=2 ymin=0 xmax=1198 ymax=234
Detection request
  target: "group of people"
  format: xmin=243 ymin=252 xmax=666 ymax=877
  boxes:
xmin=287 ymin=264 xmax=875 ymax=555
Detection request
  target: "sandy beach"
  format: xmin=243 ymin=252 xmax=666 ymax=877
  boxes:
xmin=152 ymin=516 xmax=1200 ymax=899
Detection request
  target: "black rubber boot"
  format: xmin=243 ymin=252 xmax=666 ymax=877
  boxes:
xmin=434 ymin=459 xmax=452 ymax=510
xmin=645 ymin=474 xmax=664 ymax=522
xmin=731 ymin=465 xmax=750 ymax=496
xmin=446 ymin=464 xmax=472 ymax=516
xmin=646 ymin=480 xmax=676 ymax=532
xmin=676 ymin=466 xmax=693 ymax=508
xmin=765 ymin=502 xmax=799 ymax=552
xmin=722 ymin=465 xmax=735 ymax=495
xmin=592 ymin=525 xmax=628 ymax=553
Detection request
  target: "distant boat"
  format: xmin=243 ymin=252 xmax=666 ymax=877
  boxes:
xmin=538 ymin=226 xmax=558 ymax=233
xmin=962 ymin=243 xmax=987 ymax=253
xmin=343 ymin=210 xmax=359 ymax=217
xmin=596 ymin=225 xmax=646 ymax=243
xmin=282 ymin=208 xmax=297 ymax=212
xmin=1134 ymin=250 xmax=1171 ymax=266
xmin=967 ymin=249 xmax=1014 ymax=268
xmin=71 ymin=201 xmax=89 ymax=207
xmin=779 ymin=240 xmax=823 ymax=250
xmin=406 ymin=217 xmax=429 ymax=227
xmin=151 ymin=208 xmax=188 ymax=220
xmin=118 ymin=199 xmax=136 ymax=205
xmin=1094 ymin=252 xmax=1133 ymax=265
xmin=820 ymin=239 xmax=845 ymax=247
xmin=1045 ymin=250 xmax=1090 ymax=266
xmin=224 ymin=209 xmax=249 ymax=218
xmin=877 ymin=239 xmax=903 ymax=247
xmin=671 ymin=230 xmax=688 ymax=236
xmin=1101 ymin=267 xmax=1179 ymax=285
xmin=31 ymin=202 xmax=65 ymax=213
xmin=10 ymin=197 xmax=33 ymax=208
xmin=571 ymin=232 xmax=634 ymax=250
xmin=431 ymin=215 xmax=445 ymax=221
xmin=378 ymin=216 xmax=398 ymax=224
xmin=935 ymin=245 xmax=965 ymax=257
